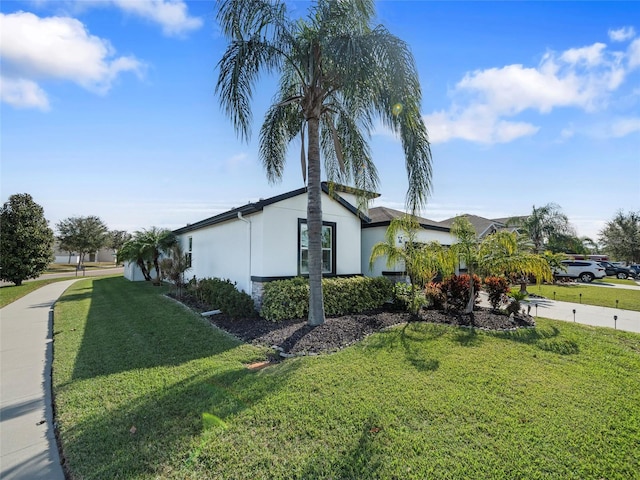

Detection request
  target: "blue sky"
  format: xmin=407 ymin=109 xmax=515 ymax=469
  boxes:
xmin=1 ymin=1 xmax=639 ymax=241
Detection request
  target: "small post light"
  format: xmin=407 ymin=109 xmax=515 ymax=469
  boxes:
xmin=616 ymin=299 xmax=619 ymax=309
xmin=572 ymin=309 xmax=576 ymax=322
xmin=527 ymin=305 xmax=531 ymax=315
xmin=579 ymin=293 xmax=582 ymax=304
xmin=553 ymin=291 xmax=556 ymax=300
xmin=535 ymin=303 xmax=538 ymax=318
xmin=614 ymin=315 xmax=618 ymax=330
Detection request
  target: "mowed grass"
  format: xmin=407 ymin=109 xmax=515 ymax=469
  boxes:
xmin=53 ymin=277 xmax=640 ymax=479
xmin=0 ymin=277 xmax=75 ymax=308
xmin=44 ymin=261 xmax=120 ymax=274
xmin=528 ymin=283 xmax=640 ymax=311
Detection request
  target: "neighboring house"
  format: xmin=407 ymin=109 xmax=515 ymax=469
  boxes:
xmin=52 ymin=241 xmax=115 ymax=264
xmin=123 ymin=183 xmax=458 ymax=305
xmin=362 ymin=206 xmax=454 ymax=279
xmin=439 ymin=214 xmax=521 ymax=239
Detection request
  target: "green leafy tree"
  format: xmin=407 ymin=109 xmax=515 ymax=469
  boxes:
xmin=479 ymin=231 xmax=553 ymax=293
xmin=509 ymin=203 xmax=573 ymax=254
xmin=215 ymin=0 xmax=432 ymax=325
xmin=0 ymin=193 xmax=54 ymax=285
xmin=450 ymin=216 xmax=479 ymax=314
xmin=56 ymin=216 xmax=109 ymax=265
xmin=599 ymin=210 xmax=640 ymax=263
xmin=108 ymin=230 xmax=132 ymax=263
xmin=118 ymin=236 xmax=152 ymax=281
xmin=369 ymin=216 xmax=454 ymax=313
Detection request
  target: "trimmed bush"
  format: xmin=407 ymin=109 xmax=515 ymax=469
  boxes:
xmin=391 ymin=282 xmax=427 ymax=314
xmin=424 ymin=282 xmax=445 ymax=310
xmin=440 ymin=274 xmax=481 ymax=312
xmin=484 ymin=276 xmax=510 ymax=311
xmin=260 ymin=276 xmax=392 ymax=322
xmin=186 ymin=277 xmax=255 ymax=319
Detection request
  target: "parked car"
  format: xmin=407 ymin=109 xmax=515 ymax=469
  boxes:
xmin=597 ymin=261 xmax=634 ymax=279
xmin=629 ymin=265 xmax=640 ymax=278
xmin=554 ymin=260 xmax=606 ymax=283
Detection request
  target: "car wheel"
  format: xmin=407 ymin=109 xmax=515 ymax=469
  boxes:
xmin=616 ymin=272 xmax=628 ymax=279
xmin=580 ymin=272 xmax=594 ymax=283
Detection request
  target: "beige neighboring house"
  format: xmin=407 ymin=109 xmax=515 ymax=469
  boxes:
xmin=53 ymin=241 xmax=115 ymax=264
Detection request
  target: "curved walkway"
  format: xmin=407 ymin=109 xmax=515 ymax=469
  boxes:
xmin=0 ymin=280 xmax=79 ymax=480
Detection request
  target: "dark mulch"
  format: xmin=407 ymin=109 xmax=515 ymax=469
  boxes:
xmin=171 ymin=291 xmax=536 ymax=356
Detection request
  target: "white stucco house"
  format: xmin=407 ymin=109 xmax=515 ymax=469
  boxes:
xmin=125 ymin=183 xmax=456 ymax=304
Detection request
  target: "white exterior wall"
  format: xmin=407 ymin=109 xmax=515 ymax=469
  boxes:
xmin=124 ymin=261 xmax=147 ymax=281
xmin=180 ymin=216 xmax=254 ymax=294
xmin=361 ymin=226 xmax=456 ymax=278
xmin=257 ymin=193 xmax=362 ymax=277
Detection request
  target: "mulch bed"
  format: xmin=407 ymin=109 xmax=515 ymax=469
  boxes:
xmin=173 ymin=294 xmax=535 ymax=356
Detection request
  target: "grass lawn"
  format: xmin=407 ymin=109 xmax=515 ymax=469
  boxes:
xmin=53 ymin=277 xmax=640 ymax=479
xmin=0 ymin=278 xmax=75 ymax=308
xmin=527 ymin=283 xmax=640 ymax=311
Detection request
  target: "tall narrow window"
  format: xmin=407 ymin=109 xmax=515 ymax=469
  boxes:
xmin=186 ymin=236 xmax=193 ymax=268
xmin=298 ymin=219 xmax=336 ymax=275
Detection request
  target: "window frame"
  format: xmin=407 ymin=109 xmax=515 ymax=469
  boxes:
xmin=297 ymin=218 xmax=337 ymax=276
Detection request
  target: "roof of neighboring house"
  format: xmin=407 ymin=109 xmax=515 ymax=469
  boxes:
xmin=173 ymin=182 xmax=375 ymax=235
xmin=364 ymin=206 xmax=450 ymax=232
xmin=439 ymin=214 xmax=521 ymax=238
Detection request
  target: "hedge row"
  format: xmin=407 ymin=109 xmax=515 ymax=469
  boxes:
xmin=260 ymin=276 xmax=393 ymax=322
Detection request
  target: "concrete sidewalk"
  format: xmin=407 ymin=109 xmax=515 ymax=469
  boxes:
xmin=479 ymin=292 xmax=640 ymax=334
xmin=1 ymin=280 xmax=78 ymax=480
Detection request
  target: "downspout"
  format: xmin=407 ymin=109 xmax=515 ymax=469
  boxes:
xmin=237 ymin=212 xmax=251 ymax=294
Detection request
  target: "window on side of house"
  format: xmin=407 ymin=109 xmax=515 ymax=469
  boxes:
xmin=186 ymin=236 xmax=193 ymax=268
xmin=298 ymin=219 xmax=336 ymax=275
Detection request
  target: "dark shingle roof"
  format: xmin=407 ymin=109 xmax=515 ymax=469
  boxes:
xmin=364 ymin=206 xmax=450 ymax=232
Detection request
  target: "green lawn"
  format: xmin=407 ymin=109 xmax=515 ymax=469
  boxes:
xmin=527 ymin=283 xmax=640 ymax=311
xmin=0 ymin=278 xmax=74 ymax=308
xmin=44 ymin=262 xmax=120 ymax=274
xmin=53 ymin=277 xmax=640 ymax=479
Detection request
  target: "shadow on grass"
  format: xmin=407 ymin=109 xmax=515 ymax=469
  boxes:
xmin=61 ymin=361 xmax=301 ymax=479
xmin=56 ymin=277 xmax=248 ymax=381
xmin=366 ymin=322 xmax=444 ymax=372
xmin=488 ymin=324 xmax=580 ymax=355
xmin=296 ymin=414 xmax=385 ymax=479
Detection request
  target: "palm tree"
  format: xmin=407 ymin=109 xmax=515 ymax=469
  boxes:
xmin=215 ymin=0 xmax=432 ymax=325
xmin=117 ymin=236 xmax=152 ymax=281
xmin=479 ymin=231 xmax=553 ymax=293
xmin=137 ymin=227 xmax=177 ymax=283
xmin=509 ymin=203 xmax=573 ymax=254
xmin=370 ymin=216 xmax=454 ymax=312
xmin=450 ymin=216 xmax=479 ymax=314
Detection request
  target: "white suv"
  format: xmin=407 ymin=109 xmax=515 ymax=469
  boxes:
xmin=554 ymin=260 xmax=606 ymax=283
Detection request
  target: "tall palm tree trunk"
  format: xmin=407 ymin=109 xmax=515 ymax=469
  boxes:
xmin=306 ymin=116 xmax=325 ymax=326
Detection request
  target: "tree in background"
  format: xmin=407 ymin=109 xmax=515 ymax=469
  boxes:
xmin=56 ymin=216 xmax=109 ymax=265
xmin=509 ymin=203 xmax=573 ymax=254
xmin=215 ymin=0 xmax=432 ymax=325
xmin=599 ymin=210 xmax=640 ymax=264
xmin=0 ymin=193 xmax=54 ymax=285
xmin=546 ymin=232 xmax=588 ymax=254
xmin=108 ymin=230 xmax=132 ymax=264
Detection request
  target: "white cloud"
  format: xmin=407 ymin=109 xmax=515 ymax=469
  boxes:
xmin=427 ymin=37 xmax=636 ymax=144
xmin=112 ymin=0 xmax=202 ymax=37
xmin=0 ymin=11 xmax=144 ymax=109
xmin=609 ymin=26 xmax=636 ymax=42
xmin=609 ymin=117 xmax=640 ymax=137
xmin=0 ymin=76 xmax=50 ymax=110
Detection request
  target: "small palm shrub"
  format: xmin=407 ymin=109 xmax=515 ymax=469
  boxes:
xmin=506 ymin=290 xmax=528 ymax=316
xmin=484 ymin=276 xmax=510 ymax=311
xmin=186 ymin=277 xmax=255 ymax=319
xmin=440 ymin=274 xmax=481 ymax=313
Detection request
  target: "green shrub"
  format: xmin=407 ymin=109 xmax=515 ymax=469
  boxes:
xmin=484 ymin=276 xmax=510 ymax=311
xmin=440 ymin=274 xmax=481 ymax=312
xmin=186 ymin=277 xmax=255 ymax=319
xmin=260 ymin=276 xmax=392 ymax=322
xmin=391 ymin=282 xmax=427 ymax=314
